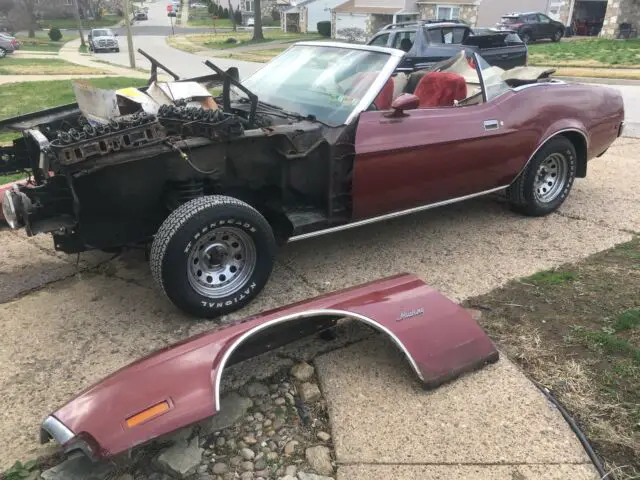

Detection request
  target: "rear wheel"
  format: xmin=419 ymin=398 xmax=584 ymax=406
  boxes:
xmin=150 ymin=195 xmax=276 ymax=318
xmin=0 ymin=48 xmax=6 ymax=58
xmin=507 ymin=136 xmax=577 ymax=216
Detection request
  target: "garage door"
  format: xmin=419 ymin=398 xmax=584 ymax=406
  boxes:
xmin=335 ymin=12 xmax=368 ymax=41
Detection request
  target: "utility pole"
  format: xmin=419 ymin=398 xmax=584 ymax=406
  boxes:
xmin=74 ymin=0 xmax=86 ymax=47
xmin=123 ymin=0 xmax=136 ymax=68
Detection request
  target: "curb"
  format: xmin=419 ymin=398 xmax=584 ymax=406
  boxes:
xmin=557 ymin=75 xmax=640 ymax=86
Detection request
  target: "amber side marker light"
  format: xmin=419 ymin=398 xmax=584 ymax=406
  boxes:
xmin=126 ymin=401 xmax=170 ymax=428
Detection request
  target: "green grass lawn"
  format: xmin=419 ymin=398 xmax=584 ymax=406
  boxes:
xmin=39 ymin=14 xmax=122 ymax=30
xmin=198 ymin=31 xmax=321 ymax=50
xmin=529 ymin=38 xmax=640 ymax=66
xmin=187 ymin=8 xmax=235 ymax=28
xmin=0 ymin=58 xmax=105 ymax=75
xmin=0 ymin=76 xmax=145 ymax=183
xmin=16 ymin=31 xmax=78 ymax=52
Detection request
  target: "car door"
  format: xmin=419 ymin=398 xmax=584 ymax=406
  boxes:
xmin=537 ymin=14 xmax=554 ymax=37
xmin=351 ymin=54 xmax=521 ymax=220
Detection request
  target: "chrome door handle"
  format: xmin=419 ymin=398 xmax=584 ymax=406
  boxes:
xmin=484 ymin=120 xmax=499 ymax=131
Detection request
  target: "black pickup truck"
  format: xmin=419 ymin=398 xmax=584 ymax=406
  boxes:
xmin=368 ymin=21 xmax=527 ymax=72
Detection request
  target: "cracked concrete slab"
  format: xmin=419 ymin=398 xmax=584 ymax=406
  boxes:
xmin=316 ymin=337 xmax=594 ymax=470
xmin=0 ymin=260 xmax=318 ymax=470
xmin=337 ymin=464 xmax=599 ymax=480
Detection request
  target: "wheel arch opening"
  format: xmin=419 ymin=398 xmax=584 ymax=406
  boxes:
xmin=559 ymin=130 xmax=588 ymax=178
xmin=212 ymin=309 xmax=423 ymax=410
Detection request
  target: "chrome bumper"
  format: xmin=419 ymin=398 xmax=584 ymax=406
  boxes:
xmin=618 ymin=121 xmax=625 ymax=137
xmin=40 ymin=415 xmax=75 ymax=445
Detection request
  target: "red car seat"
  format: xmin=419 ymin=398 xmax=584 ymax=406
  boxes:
xmin=373 ymin=78 xmax=394 ymax=110
xmin=414 ymin=72 xmax=467 ymax=108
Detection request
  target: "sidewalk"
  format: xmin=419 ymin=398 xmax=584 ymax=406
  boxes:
xmin=58 ymin=38 xmax=150 ymax=78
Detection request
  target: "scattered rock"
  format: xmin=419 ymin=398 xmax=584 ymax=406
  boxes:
xmin=266 ymin=451 xmax=279 ymax=461
xmin=299 ymin=383 xmax=321 ymax=403
xmin=240 ymin=447 xmax=256 ymax=460
xmin=284 ymin=440 xmax=299 ymax=455
xmin=285 ymin=393 xmax=295 ymax=405
xmin=316 ymin=431 xmax=331 ymax=442
xmin=297 ymin=473 xmax=334 ymax=480
xmin=272 ymin=417 xmax=285 ymax=430
xmin=254 ymin=412 xmax=264 ymax=422
xmin=116 ymin=475 xmax=134 ymax=480
xmin=199 ymin=392 xmax=252 ymax=435
xmin=244 ymin=435 xmax=257 ymax=445
xmin=290 ymin=362 xmax=315 ymax=381
xmin=246 ymin=382 xmax=270 ymax=397
xmin=285 ymin=465 xmax=297 ymax=476
xmin=305 ymin=446 xmax=333 ymax=475
xmin=241 ymin=460 xmax=254 ymax=471
xmin=274 ymin=397 xmax=286 ymax=406
xmin=212 ymin=463 xmax=229 ymax=474
xmin=254 ymin=458 xmax=267 ymax=470
xmin=281 ymin=476 xmax=297 ymax=480
xmin=162 ymin=426 xmax=193 ymax=444
xmin=216 ymin=436 xmax=226 ymax=448
xmin=241 ymin=472 xmax=254 ymax=480
xmin=263 ymin=419 xmax=272 ymax=428
xmin=154 ymin=437 xmax=204 ymax=478
xmin=41 ymin=453 xmax=115 ymax=480
xmin=230 ymin=456 xmax=243 ymax=467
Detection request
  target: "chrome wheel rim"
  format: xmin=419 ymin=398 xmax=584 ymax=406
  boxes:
xmin=187 ymin=226 xmax=256 ymax=298
xmin=534 ymin=152 xmax=568 ymax=203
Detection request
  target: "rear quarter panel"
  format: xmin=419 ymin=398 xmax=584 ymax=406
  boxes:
xmin=496 ymin=83 xmax=623 ymax=172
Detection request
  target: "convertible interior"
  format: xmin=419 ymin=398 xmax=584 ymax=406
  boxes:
xmin=365 ymin=51 xmax=557 ymax=110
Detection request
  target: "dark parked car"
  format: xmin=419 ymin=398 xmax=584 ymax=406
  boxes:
xmin=368 ymin=21 xmax=527 ymax=71
xmin=496 ymin=12 xmax=565 ymax=44
xmin=0 ymin=43 xmax=625 ymax=318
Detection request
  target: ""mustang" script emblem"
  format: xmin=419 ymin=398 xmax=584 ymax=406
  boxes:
xmin=396 ymin=308 xmax=425 ymax=322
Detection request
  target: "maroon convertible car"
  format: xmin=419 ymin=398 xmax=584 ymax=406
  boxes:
xmin=1 ymin=43 xmax=625 ymax=318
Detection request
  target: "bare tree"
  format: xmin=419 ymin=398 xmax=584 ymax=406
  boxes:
xmin=228 ymin=0 xmax=236 ymax=31
xmin=14 ymin=0 xmax=37 ymax=38
xmin=0 ymin=0 xmax=14 ymax=15
xmin=251 ymin=0 xmax=263 ymax=41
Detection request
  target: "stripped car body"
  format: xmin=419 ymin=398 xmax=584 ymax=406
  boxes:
xmin=40 ymin=273 xmax=498 ymax=459
xmin=0 ymin=43 xmax=625 ymax=318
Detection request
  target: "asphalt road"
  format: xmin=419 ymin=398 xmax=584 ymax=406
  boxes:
xmin=93 ymin=0 xmax=264 ymax=78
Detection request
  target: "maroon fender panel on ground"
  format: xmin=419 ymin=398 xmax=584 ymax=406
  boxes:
xmin=43 ymin=273 xmax=498 ymax=459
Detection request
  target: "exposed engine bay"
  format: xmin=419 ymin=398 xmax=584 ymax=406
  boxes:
xmin=0 ymin=52 xmax=353 ymax=252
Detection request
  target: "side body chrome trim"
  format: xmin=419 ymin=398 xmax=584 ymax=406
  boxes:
xmin=512 ymin=79 xmax=566 ymax=92
xmin=288 ymin=185 xmax=507 ymax=242
xmin=213 ymin=308 xmax=424 ymax=411
xmin=41 ymin=415 xmax=75 ymax=445
xmin=512 ymin=127 xmax=589 ymax=182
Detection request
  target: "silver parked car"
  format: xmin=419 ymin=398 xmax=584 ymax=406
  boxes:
xmin=88 ymin=28 xmax=120 ymax=53
xmin=0 ymin=34 xmax=16 ymax=57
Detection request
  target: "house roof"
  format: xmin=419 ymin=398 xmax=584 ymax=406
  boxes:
xmin=333 ymin=0 xmax=402 ymax=14
xmin=282 ymin=0 xmax=318 ymax=12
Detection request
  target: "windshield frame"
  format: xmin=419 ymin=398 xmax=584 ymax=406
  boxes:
xmin=238 ymin=41 xmax=405 ymax=126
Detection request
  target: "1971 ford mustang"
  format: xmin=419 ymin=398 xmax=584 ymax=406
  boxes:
xmin=0 ymin=43 xmax=625 ymax=318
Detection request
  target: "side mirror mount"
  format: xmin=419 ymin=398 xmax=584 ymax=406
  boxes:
xmin=386 ymin=93 xmax=420 ymax=117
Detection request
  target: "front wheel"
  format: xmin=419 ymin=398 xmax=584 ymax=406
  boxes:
xmin=507 ymin=136 xmax=577 ymax=216
xmin=552 ymin=29 xmax=563 ymax=42
xmin=150 ymin=196 xmax=276 ymax=318
xmin=0 ymin=48 xmax=6 ymax=58
xmin=520 ymin=31 xmax=531 ymax=44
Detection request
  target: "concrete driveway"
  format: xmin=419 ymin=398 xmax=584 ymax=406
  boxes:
xmin=1 ymin=137 xmax=638 ymax=475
